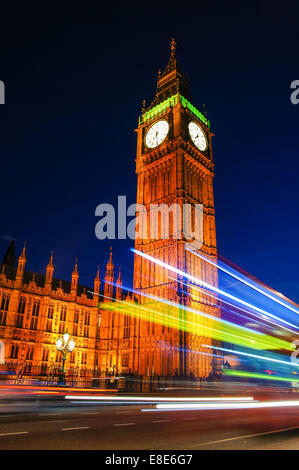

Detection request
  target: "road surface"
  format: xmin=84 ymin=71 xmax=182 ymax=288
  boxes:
xmin=0 ymin=400 xmax=298 ymax=449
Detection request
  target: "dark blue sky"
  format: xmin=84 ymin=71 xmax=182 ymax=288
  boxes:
xmin=0 ymin=1 xmax=299 ymax=300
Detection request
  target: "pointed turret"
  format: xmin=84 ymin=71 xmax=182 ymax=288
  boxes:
xmin=115 ymin=267 xmax=123 ymax=300
xmin=45 ymin=250 xmax=54 ymax=290
xmin=71 ymin=258 xmax=79 ymax=296
xmin=15 ymin=242 xmax=27 ymax=286
xmin=104 ymin=247 xmax=114 ymax=300
xmin=94 ymin=265 xmax=101 ymax=295
xmin=143 ymin=38 xmax=192 ymax=114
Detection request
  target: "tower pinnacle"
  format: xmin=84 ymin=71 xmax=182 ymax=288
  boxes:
xmin=143 ymin=39 xmax=192 ymax=112
xmin=170 ymin=37 xmax=176 ymax=56
xmin=45 ymin=250 xmax=54 ymax=287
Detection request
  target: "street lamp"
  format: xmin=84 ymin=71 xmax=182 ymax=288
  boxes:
xmin=56 ymin=331 xmax=75 ymax=385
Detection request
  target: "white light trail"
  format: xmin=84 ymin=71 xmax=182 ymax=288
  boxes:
xmin=145 ymin=400 xmax=299 ymax=411
xmin=202 ymin=344 xmax=299 ymax=369
xmin=132 ymin=249 xmax=299 ymax=330
xmin=187 ymin=245 xmax=299 ymax=318
xmin=65 ymin=395 xmax=255 ymax=402
xmin=171 ymin=276 xmax=298 ymax=336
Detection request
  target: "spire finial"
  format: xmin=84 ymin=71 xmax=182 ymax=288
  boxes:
xmin=20 ymin=241 xmax=27 ymax=260
xmin=170 ymin=37 xmax=176 ymax=56
xmin=73 ymin=257 xmax=78 ymax=274
xmin=96 ymin=265 xmax=100 ymax=278
xmin=48 ymin=250 xmax=54 ymax=265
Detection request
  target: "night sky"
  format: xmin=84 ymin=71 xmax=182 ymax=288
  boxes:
xmin=0 ymin=2 xmax=299 ymax=300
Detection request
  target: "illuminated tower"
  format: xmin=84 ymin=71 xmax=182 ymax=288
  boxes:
xmin=45 ymin=251 xmax=54 ymax=293
xmin=132 ymin=39 xmax=218 ymax=379
xmin=104 ymin=247 xmax=114 ymax=301
xmin=71 ymin=259 xmax=79 ymax=297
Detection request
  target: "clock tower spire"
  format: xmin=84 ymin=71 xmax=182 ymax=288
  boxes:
xmin=132 ymin=40 xmax=218 ymax=380
xmin=144 ymin=38 xmax=193 ymax=114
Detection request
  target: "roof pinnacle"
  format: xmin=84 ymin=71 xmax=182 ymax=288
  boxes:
xmin=170 ymin=37 xmax=176 ymax=56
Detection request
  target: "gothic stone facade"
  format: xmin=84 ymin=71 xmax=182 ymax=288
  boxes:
xmin=0 ymin=41 xmax=219 ymax=382
xmin=0 ymin=245 xmax=103 ymax=379
xmin=98 ymin=40 xmax=219 ymax=380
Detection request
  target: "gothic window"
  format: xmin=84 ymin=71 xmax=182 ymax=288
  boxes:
xmin=74 ymin=310 xmax=79 ymax=323
xmin=42 ymin=349 xmax=49 ymax=362
xmin=16 ymin=314 xmax=23 ymax=328
xmin=121 ymin=354 xmax=129 ymax=368
xmin=70 ymin=351 xmax=75 ymax=364
xmin=110 ymin=315 xmax=114 ymax=339
xmin=84 ymin=326 xmax=89 ymax=338
xmin=55 ymin=351 xmax=62 ymax=362
xmin=123 ymin=315 xmax=130 ymax=339
xmin=81 ymin=352 xmax=87 ymax=365
xmin=0 ymin=292 xmax=10 ymax=312
xmin=73 ymin=309 xmax=79 ymax=336
xmin=59 ymin=305 xmax=67 ymax=334
xmin=10 ymin=344 xmax=19 ymax=359
xmin=0 ymin=310 xmax=7 ymax=326
xmin=16 ymin=297 xmax=26 ymax=328
xmin=26 ymin=346 xmax=33 ymax=361
xmin=30 ymin=299 xmax=40 ymax=330
xmin=46 ymin=304 xmax=54 ymax=332
xmin=18 ymin=296 xmax=26 ymax=314
xmin=32 ymin=299 xmax=40 ymax=316
xmin=84 ymin=312 xmax=90 ymax=326
xmin=47 ymin=304 xmax=54 ymax=319
xmin=96 ymin=315 xmax=101 ymax=339
xmin=60 ymin=305 xmax=67 ymax=322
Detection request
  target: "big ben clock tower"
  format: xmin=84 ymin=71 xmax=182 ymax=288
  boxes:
xmin=131 ymin=39 xmax=218 ymax=379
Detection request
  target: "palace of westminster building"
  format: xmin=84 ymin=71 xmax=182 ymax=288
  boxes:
xmin=0 ymin=40 xmax=218 ymax=383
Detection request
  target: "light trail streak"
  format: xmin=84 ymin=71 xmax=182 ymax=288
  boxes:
xmin=223 ymin=369 xmax=299 ymax=384
xmin=132 ymin=248 xmax=299 ymax=331
xmin=186 ymin=245 xmax=299 ymax=318
xmin=101 ymin=297 xmax=291 ymax=351
xmin=96 ymin=283 xmax=292 ymax=351
xmin=102 ymin=283 xmax=267 ymax=339
xmin=171 ymin=276 xmax=298 ymax=336
xmin=142 ymin=400 xmax=299 ymax=411
xmin=202 ymin=344 xmax=299 ymax=369
xmin=65 ymin=395 xmax=255 ymax=402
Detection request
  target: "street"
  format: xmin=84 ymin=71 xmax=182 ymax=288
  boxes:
xmin=0 ymin=399 xmax=299 ymax=449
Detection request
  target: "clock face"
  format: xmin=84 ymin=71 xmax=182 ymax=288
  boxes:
xmin=145 ymin=120 xmax=169 ymax=148
xmin=188 ymin=122 xmax=207 ymax=151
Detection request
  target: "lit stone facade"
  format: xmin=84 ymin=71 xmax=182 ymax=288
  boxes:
xmin=98 ymin=40 xmax=219 ymax=380
xmin=0 ymin=244 xmax=102 ymax=380
xmin=0 ymin=41 xmax=219 ymax=383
